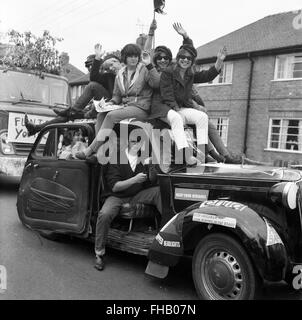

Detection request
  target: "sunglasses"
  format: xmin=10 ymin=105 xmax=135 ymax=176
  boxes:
xmin=178 ymin=55 xmax=193 ymax=61
xmin=156 ymin=56 xmax=170 ymax=61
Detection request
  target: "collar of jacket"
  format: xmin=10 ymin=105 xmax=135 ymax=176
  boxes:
xmin=117 ymin=62 xmax=145 ymax=93
xmin=172 ymin=64 xmax=194 ymax=86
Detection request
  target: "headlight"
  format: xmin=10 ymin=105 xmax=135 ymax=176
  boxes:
xmin=269 ymin=182 xmax=298 ymax=210
xmin=0 ymin=131 xmax=15 ymax=155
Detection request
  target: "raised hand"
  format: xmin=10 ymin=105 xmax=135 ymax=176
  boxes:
xmin=217 ymin=46 xmax=227 ymax=61
xmin=94 ymin=43 xmax=105 ymax=60
xmin=141 ymin=51 xmax=151 ymax=66
xmin=173 ymin=22 xmax=188 ymax=38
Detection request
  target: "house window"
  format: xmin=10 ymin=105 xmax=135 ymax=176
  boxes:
xmin=210 ymin=117 xmax=229 ymax=145
xmin=274 ymin=54 xmax=302 ymax=80
xmin=268 ymin=118 xmax=302 ymax=152
xmin=197 ymin=63 xmax=233 ymax=85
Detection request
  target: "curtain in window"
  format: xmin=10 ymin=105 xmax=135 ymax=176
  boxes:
xmin=279 ymin=119 xmax=288 ymax=149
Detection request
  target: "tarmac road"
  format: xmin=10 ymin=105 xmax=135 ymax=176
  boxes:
xmin=0 ymin=176 xmax=302 ymax=300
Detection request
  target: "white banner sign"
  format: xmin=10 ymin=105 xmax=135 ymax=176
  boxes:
xmin=7 ymin=112 xmax=53 ymax=144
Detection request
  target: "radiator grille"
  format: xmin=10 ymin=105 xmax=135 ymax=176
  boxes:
xmin=13 ymin=143 xmax=44 ymax=156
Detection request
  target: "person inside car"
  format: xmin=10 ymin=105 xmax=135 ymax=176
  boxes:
xmin=76 ymin=43 xmax=160 ymax=160
xmin=94 ymin=132 xmax=162 ymax=271
xmin=58 ymin=128 xmax=88 ymax=160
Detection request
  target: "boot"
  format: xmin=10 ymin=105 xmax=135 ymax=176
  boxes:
xmin=24 ymin=114 xmax=43 ymax=137
xmin=53 ymin=107 xmax=84 ymax=120
xmin=224 ymin=153 xmax=243 ymax=164
xmin=94 ymin=254 xmax=105 ymax=271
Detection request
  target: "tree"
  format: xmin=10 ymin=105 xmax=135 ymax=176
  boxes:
xmin=0 ymin=30 xmax=63 ymax=75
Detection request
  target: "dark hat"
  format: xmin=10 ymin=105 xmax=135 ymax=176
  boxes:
xmin=153 ymin=46 xmax=172 ymax=65
xmin=85 ymin=54 xmax=96 ymax=68
xmin=177 ymin=44 xmax=197 ymax=60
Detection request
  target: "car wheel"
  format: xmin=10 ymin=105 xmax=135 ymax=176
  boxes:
xmin=192 ymin=233 xmax=259 ymax=300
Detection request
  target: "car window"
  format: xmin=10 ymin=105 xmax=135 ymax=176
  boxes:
xmin=32 ymin=127 xmax=89 ymax=160
xmin=33 ymin=128 xmax=56 ymax=158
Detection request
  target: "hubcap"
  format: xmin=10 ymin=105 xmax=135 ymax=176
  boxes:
xmin=203 ymin=251 xmax=243 ymax=299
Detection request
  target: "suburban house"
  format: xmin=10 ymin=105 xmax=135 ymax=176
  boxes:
xmin=195 ymin=11 xmax=302 ymax=165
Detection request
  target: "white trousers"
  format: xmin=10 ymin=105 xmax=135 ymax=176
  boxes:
xmin=166 ymin=108 xmax=208 ymax=150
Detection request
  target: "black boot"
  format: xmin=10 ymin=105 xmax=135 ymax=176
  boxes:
xmin=53 ymin=107 xmax=71 ymax=117
xmin=224 ymin=154 xmax=243 ymax=164
xmin=53 ymin=107 xmax=84 ymax=120
xmin=24 ymin=114 xmax=42 ymax=137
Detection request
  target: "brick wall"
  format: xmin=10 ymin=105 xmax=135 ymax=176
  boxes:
xmin=196 ymin=53 xmax=302 ymax=165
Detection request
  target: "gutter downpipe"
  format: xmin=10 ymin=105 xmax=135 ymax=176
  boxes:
xmin=243 ymin=53 xmax=255 ymax=155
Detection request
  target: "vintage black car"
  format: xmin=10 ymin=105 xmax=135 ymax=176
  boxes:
xmin=17 ymin=120 xmax=302 ymax=300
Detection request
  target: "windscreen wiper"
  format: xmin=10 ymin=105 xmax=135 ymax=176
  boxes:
xmin=12 ymin=98 xmax=42 ymax=105
xmin=12 ymin=91 xmax=42 ymax=105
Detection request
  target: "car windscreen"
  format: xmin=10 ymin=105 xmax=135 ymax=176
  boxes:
xmin=0 ymin=69 xmax=68 ymax=106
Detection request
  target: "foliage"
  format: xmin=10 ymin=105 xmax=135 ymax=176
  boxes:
xmin=104 ymin=50 xmax=121 ymax=61
xmin=0 ymin=30 xmax=63 ymax=75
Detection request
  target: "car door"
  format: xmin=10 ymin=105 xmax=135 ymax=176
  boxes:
xmin=17 ymin=123 xmax=94 ymax=235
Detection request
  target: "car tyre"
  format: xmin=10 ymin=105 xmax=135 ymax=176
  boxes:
xmin=192 ymin=233 xmax=259 ymax=300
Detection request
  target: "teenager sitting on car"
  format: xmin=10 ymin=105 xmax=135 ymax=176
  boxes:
xmin=156 ymin=42 xmax=228 ymax=166
xmin=145 ymin=20 xmax=240 ymax=166
xmin=94 ymin=133 xmax=162 ymax=271
xmin=76 ymin=43 xmax=160 ymax=160
xmin=25 ymin=49 xmax=121 ymax=137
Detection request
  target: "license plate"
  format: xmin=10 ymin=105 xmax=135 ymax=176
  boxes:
xmin=7 ymin=112 xmax=53 ymax=144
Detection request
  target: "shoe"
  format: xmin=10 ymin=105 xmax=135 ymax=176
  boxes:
xmin=53 ymin=107 xmax=71 ymax=117
xmin=75 ymin=151 xmax=87 ymax=160
xmin=84 ymin=108 xmax=97 ymax=119
xmin=24 ymin=114 xmax=39 ymax=137
xmin=94 ymin=255 xmax=105 ymax=271
xmin=54 ymin=107 xmax=84 ymax=120
xmin=224 ymin=154 xmax=243 ymax=164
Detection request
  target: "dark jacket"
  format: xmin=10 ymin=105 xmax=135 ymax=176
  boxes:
xmin=160 ymin=64 xmax=219 ymax=111
xmin=104 ymin=150 xmax=152 ymax=198
xmin=90 ymin=59 xmax=116 ymax=98
xmin=148 ymin=36 xmax=209 ymax=119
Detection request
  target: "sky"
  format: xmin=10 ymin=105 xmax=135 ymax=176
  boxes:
xmin=1 ymin=0 xmax=302 ymax=73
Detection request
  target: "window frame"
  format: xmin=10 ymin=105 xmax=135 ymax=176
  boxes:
xmin=273 ymin=54 xmax=302 ymax=81
xmin=196 ymin=62 xmax=233 ymax=86
xmin=209 ymin=116 xmax=229 ymax=146
xmin=266 ymin=118 xmax=302 ymax=154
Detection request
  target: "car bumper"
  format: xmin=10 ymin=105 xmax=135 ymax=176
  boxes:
xmin=0 ymin=156 xmax=27 ymax=177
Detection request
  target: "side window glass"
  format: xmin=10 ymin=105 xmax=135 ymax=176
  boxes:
xmin=34 ymin=128 xmax=56 ymax=158
xmin=57 ymin=127 xmax=89 ymax=160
